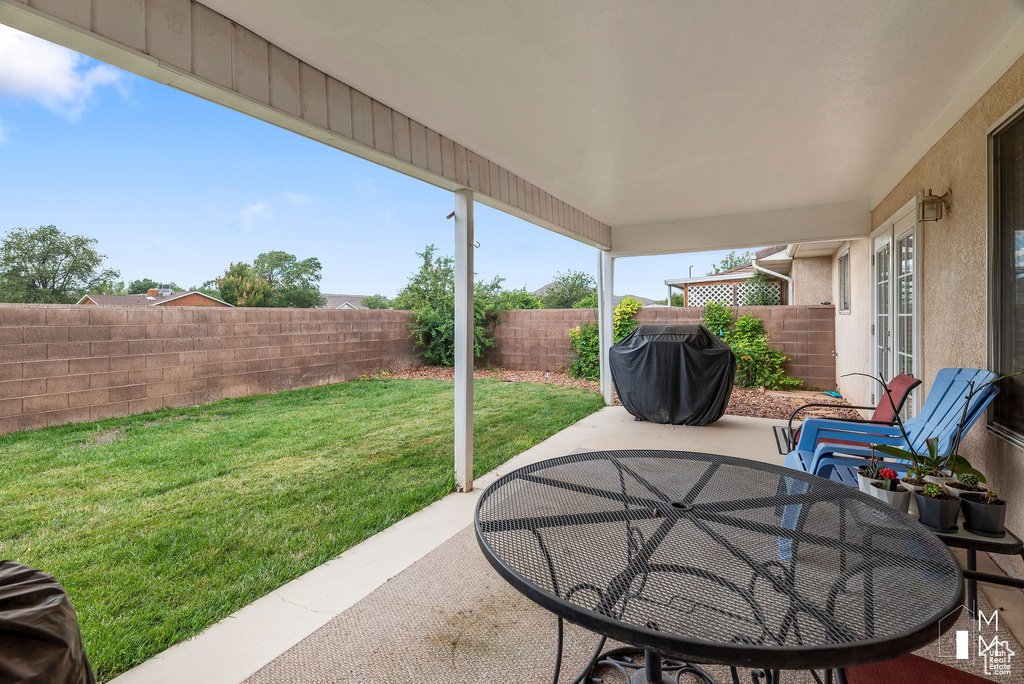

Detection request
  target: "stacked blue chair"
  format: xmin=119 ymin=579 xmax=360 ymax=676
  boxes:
xmin=783 ymin=368 xmax=998 ymax=482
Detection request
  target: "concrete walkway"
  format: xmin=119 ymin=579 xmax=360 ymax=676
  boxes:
xmin=109 ymin=407 xmax=1024 ymax=683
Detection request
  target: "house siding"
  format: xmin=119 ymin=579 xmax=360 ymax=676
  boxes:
xmin=868 ymin=49 xmax=1024 ymax=576
xmin=791 ymin=257 xmax=832 ymax=306
xmin=159 ymin=293 xmax=229 ymax=307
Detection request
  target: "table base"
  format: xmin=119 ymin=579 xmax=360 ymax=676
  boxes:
xmin=565 ymin=643 xmax=793 ymax=684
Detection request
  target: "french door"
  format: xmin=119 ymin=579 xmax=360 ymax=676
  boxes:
xmin=871 ymin=202 xmax=921 ymax=416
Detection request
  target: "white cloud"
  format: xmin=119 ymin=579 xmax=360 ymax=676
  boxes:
xmin=0 ymin=25 xmax=127 ymax=120
xmin=238 ymin=201 xmax=272 ymax=230
xmin=283 ymin=191 xmax=312 ymax=208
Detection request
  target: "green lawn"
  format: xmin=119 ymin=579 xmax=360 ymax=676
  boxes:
xmin=0 ymin=377 xmax=604 ymax=682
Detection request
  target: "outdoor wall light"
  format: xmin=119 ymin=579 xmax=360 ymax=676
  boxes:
xmin=918 ymin=188 xmax=950 ymax=222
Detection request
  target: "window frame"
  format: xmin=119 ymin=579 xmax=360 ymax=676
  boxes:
xmin=987 ymin=101 xmax=1024 ymax=450
xmin=837 ymin=246 xmax=851 ymax=314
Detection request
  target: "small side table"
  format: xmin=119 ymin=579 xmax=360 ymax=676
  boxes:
xmin=929 ymin=524 xmax=1024 ymax=618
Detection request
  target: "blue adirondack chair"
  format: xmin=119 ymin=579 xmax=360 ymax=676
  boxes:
xmin=783 ymin=368 xmax=999 ymax=482
xmin=776 ymin=368 xmax=999 ymax=561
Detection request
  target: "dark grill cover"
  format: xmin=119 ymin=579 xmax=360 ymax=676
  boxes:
xmin=609 ymin=324 xmax=735 ymax=426
xmin=0 ymin=561 xmax=96 ymax=684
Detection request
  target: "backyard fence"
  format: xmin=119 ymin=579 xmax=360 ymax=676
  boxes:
xmin=0 ymin=305 xmax=421 ymax=436
xmin=0 ymin=303 xmax=836 ymax=435
xmin=488 ymin=305 xmax=836 ymax=391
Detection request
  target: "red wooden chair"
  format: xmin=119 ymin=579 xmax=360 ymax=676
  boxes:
xmin=773 ymin=374 xmax=921 ymax=455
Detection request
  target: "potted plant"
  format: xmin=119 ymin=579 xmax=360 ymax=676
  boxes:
xmin=856 ymin=453 xmax=884 ymax=494
xmin=868 ymin=467 xmax=911 ymax=514
xmin=900 ymin=462 xmax=929 ymax=495
xmin=961 ymin=490 xmax=1006 ymax=537
xmin=915 ymin=483 xmax=961 ymax=533
xmin=945 ymin=473 xmax=988 ymax=499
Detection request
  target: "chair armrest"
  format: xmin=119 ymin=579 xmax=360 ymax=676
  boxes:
xmin=794 ymin=418 xmax=902 ymax=451
xmin=787 ymin=403 xmax=882 ymax=436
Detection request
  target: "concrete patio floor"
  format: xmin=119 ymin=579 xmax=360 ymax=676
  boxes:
xmin=110 ymin=406 xmax=1024 ymax=684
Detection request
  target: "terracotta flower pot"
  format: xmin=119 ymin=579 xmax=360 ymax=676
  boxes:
xmin=915 ymin=492 xmax=961 ymax=533
xmin=869 ymin=482 xmax=912 ymax=514
xmin=961 ymin=494 xmax=1006 ymax=537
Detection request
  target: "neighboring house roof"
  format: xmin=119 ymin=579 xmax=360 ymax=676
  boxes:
xmin=76 ymin=292 xmax=233 ymax=307
xmin=321 ymin=294 xmax=369 ymax=309
xmin=666 ymin=245 xmax=793 ymax=286
xmin=531 ymin=283 xmax=552 ymax=296
xmin=615 ymin=294 xmax=658 ymax=306
xmin=754 ymin=245 xmax=788 ymax=260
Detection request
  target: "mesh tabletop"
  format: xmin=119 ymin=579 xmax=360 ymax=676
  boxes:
xmin=475 ymin=450 xmax=964 ymax=670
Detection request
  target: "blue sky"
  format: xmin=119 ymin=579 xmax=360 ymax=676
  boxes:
xmin=0 ymin=26 xmax=745 ymax=299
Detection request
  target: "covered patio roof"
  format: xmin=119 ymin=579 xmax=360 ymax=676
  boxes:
xmin=5 ymin=1 xmax=1024 ymax=256
xmin=145 ymin=0 xmax=1024 ymax=253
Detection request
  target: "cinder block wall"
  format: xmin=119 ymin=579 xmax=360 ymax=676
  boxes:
xmin=0 ymin=305 xmax=420 ymax=435
xmin=488 ymin=305 xmax=837 ymax=390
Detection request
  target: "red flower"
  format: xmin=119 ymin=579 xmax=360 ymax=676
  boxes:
xmin=879 ymin=468 xmax=898 ymax=481
xmin=743 ymin=356 xmax=751 ymax=361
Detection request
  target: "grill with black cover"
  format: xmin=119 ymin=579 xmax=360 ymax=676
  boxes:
xmin=609 ymin=324 xmax=734 ymax=425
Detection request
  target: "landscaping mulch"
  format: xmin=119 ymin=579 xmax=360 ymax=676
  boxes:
xmin=390 ymin=366 xmax=864 ymax=422
xmin=727 ymin=387 xmax=863 ymax=422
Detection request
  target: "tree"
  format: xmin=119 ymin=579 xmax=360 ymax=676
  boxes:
xmin=252 ymin=250 xmax=326 ymax=308
xmin=94 ymin=280 xmax=128 ymax=295
xmin=215 ymin=262 xmax=275 ymax=307
xmin=361 ymin=294 xmax=391 ymax=309
xmin=393 ymin=245 xmax=453 ymax=311
xmin=396 ymin=244 xmax=504 ymax=365
xmin=707 ymin=250 xmax=753 ymax=275
xmin=493 ymin=287 xmax=542 ymax=310
xmin=127 ymin=278 xmax=181 ymax=294
xmin=541 ymin=270 xmax=596 ymax=309
xmin=572 ymin=293 xmax=599 ymax=309
xmin=741 ymin=272 xmax=779 ymax=305
xmin=0 ymin=225 xmax=120 ymax=303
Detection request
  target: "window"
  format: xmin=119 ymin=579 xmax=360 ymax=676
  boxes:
xmin=838 ymin=250 xmax=851 ymax=313
xmin=990 ymin=109 xmax=1024 ymax=444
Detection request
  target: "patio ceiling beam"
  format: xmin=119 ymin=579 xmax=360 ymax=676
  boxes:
xmin=0 ymin=0 xmax=611 ymax=251
xmin=609 ymin=200 xmax=870 ymax=258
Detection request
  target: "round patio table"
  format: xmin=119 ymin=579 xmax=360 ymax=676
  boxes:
xmin=475 ymin=450 xmax=964 ymax=684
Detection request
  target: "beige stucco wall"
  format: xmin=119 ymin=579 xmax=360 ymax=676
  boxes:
xmin=869 ymin=50 xmax=1024 ymax=576
xmin=833 ymin=239 xmax=873 ymax=407
xmin=791 ymin=256 xmax=833 ymax=306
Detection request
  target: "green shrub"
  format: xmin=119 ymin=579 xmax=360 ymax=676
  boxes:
xmin=703 ymin=302 xmax=735 ymax=340
xmin=730 ymin=313 xmax=801 ymax=390
xmin=397 ymin=245 xmax=513 ymax=366
xmin=568 ymin=322 xmax=600 ymax=380
xmin=704 ymin=307 xmax=800 ymax=391
xmin=568 ymin=297 xmax=643 ymax=381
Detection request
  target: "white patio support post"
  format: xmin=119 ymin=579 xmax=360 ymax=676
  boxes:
xmin=597 ymin=249 xmax=615 ymax=405
xmin=454 ymin=189 xmax=475 ymax=492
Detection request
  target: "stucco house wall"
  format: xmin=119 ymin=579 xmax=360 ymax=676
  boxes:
xmin=791 ymin=257 xmax=833 ymax=306
xmin=832 ymin=239 xmax=873 ymax=408
xmin=864 ymin=49 xmax=1024 ymax=575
